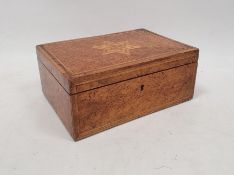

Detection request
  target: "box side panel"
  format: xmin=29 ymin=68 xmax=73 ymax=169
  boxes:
xmin=38 ymin=61 xmax=75 ymax=139
xmin=74 ymin=62 xmax=197 ymax=140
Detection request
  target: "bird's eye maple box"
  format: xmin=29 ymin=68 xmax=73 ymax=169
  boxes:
xmin=36 ymin=29 xmax=199 ymax=141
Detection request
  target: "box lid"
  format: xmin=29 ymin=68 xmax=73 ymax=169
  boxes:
xmin=36 ymin=29 xmax=199 ymax=94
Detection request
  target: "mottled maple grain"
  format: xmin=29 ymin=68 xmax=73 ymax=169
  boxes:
xmin=38 ymin=61 xmax=74 ymax=137
xmin=36 ymin=29 xmax=199 ymax=141
xmin=76 ymin=63 xmax=197 ymax=140
xmin=37 ymin=29 xmax=198 ymax=94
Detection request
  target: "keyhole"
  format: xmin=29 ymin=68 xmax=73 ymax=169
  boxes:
xmin=140 ymin=84 xmax=144 ymax=91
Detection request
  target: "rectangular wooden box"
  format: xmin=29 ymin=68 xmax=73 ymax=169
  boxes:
xmin=36 ymin=29 xmax=199 ymax=141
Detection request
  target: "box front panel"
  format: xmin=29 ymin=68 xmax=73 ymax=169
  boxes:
xmin=75 ymin=63 xmax=197 ymax=140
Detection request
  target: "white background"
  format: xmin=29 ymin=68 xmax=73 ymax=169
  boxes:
xmin=0 ymin=0 xmax=234 ymax=174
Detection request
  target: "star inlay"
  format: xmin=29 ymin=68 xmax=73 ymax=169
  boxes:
xmin=93 ymin=41 xmax=140 ymax=55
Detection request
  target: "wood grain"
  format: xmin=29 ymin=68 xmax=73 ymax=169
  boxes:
xmin=74 ymin=63 xmax=197 ymax=140
xmin=38 ymin=61 xmax=75 ymax=138
xmin=37 ymin=29 xmax=198 ymax=94
xmin=36 ymin=29 xmax=199 ymax=141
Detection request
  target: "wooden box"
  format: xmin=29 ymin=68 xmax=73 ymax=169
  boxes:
xmin=36 ymin=29 xmax=199 ymax=141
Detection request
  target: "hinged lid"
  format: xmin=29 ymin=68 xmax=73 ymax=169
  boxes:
xmin=36 ymin=29 xmax=199 ymax=94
